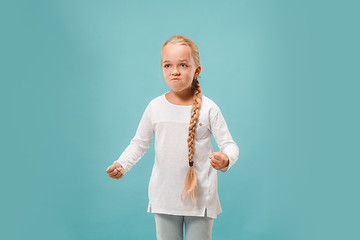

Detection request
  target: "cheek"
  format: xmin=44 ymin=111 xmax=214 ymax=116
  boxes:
xmin=163 ymin=69 xmax=172 ymax=76
xmin=186 ymin=69 xmax=196 ymax=77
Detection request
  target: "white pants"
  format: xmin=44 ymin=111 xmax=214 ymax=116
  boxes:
xmin=154 ymin=213 xmax=214 ymax=240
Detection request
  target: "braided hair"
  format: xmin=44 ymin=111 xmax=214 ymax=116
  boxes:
xmin=180 ymin=77 xmax=202 ymax=209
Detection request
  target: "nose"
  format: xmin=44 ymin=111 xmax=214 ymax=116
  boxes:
xmin=171 ymin=66 xmax=180 ymax=76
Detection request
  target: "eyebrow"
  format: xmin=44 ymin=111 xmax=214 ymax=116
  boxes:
xmin=163 ymin=59 xmax=189 ymax=63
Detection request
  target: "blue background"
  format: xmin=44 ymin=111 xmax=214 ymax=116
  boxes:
xmin=1 ymin=0 xmax=359 ymax=239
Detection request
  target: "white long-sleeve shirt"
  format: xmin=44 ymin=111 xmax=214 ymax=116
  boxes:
xmin=114 ymin=92 xmax=239 ymax=219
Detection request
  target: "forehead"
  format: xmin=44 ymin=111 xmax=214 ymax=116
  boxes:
xmin=161 ymin=44 xmax=192 ymax=62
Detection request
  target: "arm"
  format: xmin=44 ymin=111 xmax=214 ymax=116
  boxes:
xmin=210 ymin=106 xmax=239 ymax=172
xmin=113 ymin=103 xmax=154 ymax=174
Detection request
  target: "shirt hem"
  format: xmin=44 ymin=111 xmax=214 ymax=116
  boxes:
xmin=147 ymin=205 xmax=219 ymax=219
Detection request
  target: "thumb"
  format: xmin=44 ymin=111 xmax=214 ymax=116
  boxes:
xmin=116 ymin=165 xmax=124 ymax=174
xmin=210 ymin=152 xmax=222 ymax=160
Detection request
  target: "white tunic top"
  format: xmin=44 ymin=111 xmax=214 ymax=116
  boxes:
xmin=114 ymin=92 xmax=239 ymax=219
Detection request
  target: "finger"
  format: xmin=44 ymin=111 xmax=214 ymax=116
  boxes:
xmin=110 ymin=169 xmax=119 ymax=176
xmin=211 ymin=164 xmax=220 ymax=170
xmin=116 ymin=166 xmax=124 ymax=174
xmin=110 ymin=174 xmax=121 ymax=179
xmin=209 ymin=152 xmax=221 ymax=161
xmin=109 ymin=171 xmax=121 ymax=179
xmin=209 ymin=157 xmax=214 ymax=166
xmin=212 ymin=153 xmax=224 ymax=161
xmin=112 ymin=164 xmax=119 ymax=172
xmin=106 ymin=165 xmax=114 ymax=173
xmin=209 ymin=156 xmax=219 ymax=166
xmin=212 ymin=163 xmax=220 ymax=170
xmin=114 ymin=171 xmax=123 ymax=178
xmin=210 ymin=159 xmax=222 ymax=170
xmin=210 ymin=156 xmax=222 ymax=164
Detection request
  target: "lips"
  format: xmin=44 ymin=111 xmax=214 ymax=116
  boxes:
xmin=171 ymin=78 xmax=180 ymax=80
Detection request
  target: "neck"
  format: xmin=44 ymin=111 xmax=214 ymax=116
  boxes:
xmin=170 ymin=87 xmax=194 ymax=101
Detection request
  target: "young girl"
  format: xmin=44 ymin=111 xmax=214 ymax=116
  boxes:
xmin=106 ymin=35 xmax=239 ymax=240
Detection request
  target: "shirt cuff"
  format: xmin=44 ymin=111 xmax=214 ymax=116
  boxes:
xmin=219 ymin=156 xmax=230 ymax=172
xmin=113 ymin=159 xmax=128 ymax=174
xmin=220 ymin=165 xmax=229 ymax=172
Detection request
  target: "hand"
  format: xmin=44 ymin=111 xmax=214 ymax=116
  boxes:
xmin=106 ymin=162 xmax=125 ymax=179
xmin=209 ymin=152 xmax=229 ymax=170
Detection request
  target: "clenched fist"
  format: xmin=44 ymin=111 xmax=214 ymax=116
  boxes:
xmin=106 ymin=162 xmax=125 ymax=179
xmin=209 ymin=152 xmax=229 ymax=170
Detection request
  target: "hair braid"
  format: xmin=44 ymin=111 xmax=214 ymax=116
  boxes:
xmin=181 ymin=78 xmax=202 ymax=209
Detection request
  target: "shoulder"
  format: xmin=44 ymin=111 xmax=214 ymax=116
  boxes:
xmin=142 ymin=93 xmax=165 ymax=114
xmin=199 ymin=94 xmax=222 ymax=127
xmin=201 ymin=94 xmax=220 ymax=112
xmin=143 ymin=93 xmax=164 ymax=107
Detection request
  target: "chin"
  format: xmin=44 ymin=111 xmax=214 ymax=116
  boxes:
xmin=170 ymin=88 xmax=182 ymax=92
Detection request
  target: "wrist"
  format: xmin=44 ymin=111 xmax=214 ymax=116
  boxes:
xmin=224 ymin=154 xmax=229 ymax=167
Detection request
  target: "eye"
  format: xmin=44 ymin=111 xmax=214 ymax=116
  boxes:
xmin=181 ymin=63 xmax=187 ymax=67
xmin=164 ymin=64 xmax=170 ymax=68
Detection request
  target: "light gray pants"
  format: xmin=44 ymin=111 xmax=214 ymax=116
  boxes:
xmin=154 ymin=213 xmax=214 ymax=240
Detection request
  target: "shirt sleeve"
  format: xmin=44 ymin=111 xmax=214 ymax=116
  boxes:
xmin=113 ymin=103 xmax=154 ymax=173
xmin=210 ymin=105 xmax=239 ymax=172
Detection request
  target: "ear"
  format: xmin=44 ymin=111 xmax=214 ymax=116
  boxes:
xmin=195 ymin=65 xmax=201 ymax=77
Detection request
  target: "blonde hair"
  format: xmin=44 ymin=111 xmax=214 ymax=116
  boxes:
xmin=161 ymin=36 xmax=202 ymax=209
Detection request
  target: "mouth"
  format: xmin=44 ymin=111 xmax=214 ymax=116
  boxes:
xmin=171 ymin=78 xmax=180 ymax=80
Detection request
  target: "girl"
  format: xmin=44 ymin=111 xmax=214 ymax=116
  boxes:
xmin=106 ymin=35 xmax=239 ymax=240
